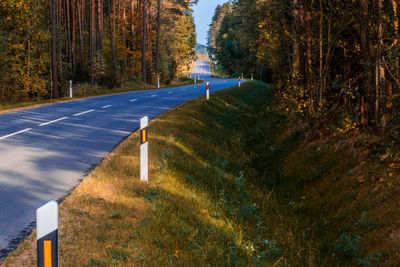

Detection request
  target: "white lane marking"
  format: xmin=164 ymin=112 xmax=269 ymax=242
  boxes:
xmin=102 ymin=105 xmax=112 ymax=109
xmin=0 ymin=128 xmax=32 ymax=141
xmin=168 ymin=91 xmax=173 ymax=94
xmin=150 ymin=95 xmax=157 ymax=98
xmin=73 ymin=109 xmax=95 ymax=117
xmin=130 ymin=99 xmax=137 ymax=102
xmin=39 ymin=117 xmax=68 ymax=127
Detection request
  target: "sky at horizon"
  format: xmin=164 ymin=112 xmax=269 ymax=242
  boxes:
xmin=193 ymin=0 xmax=228 ymax=45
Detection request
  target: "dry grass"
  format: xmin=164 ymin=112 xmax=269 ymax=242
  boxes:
xmin=3 ymin=81 xmax=400 ymax=266
xmin=0 ymin=77 xmax=197 ymax=114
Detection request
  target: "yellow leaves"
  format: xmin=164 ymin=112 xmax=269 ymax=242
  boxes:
xmin=264 ymin=33 xmax=271 ymax=40
xmin=106 ymin=244 xmax=112 ymax=249
xmin=10 ymin=43 xmax=24 ymax=51
xmin=6 ymin=16 xmax=11 ymax=20
xmin=174 ymin=250 xmax=181 ymax=258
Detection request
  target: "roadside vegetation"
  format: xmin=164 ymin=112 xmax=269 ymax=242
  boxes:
xmin=0 ymin=76 xmax=196 ymax=113
xmin=3 ymin=81 xmax=400 ymax=266
xmin=0 ymin=0 xmax=196 ymax=105
xmin=209 ymin=61 xmax=226 ymax=78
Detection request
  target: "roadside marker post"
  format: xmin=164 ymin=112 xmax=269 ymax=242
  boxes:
xmin=140 ymin=116 xmax=149 ymax=182
xmin=194 ymin=76 xmax=197 ymax=83
xmin=251 ymin=74 xmax=253 ymax=81
xmin=238 ymin=78 xmax=241 ymax=87
xmin=157 ymin=77 xmax=160 ymax=89
xmin=69 ymin=80 xmax=73 ymax=98
xmin=37 ymin=201 xmax=58 ymax=267
xmin=206 ymin=82 xmax=210 ymax=100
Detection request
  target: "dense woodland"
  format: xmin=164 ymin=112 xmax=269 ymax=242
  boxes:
xmin=209 ymin=0 xmax=400 ymax=133
xmin=0 ymin=0 xmax=197 ymax=102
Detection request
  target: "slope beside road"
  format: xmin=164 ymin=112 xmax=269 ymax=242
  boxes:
xmin=0 ymin=60 xmax=238 ymax=260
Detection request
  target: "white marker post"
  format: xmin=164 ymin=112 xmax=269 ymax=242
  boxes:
xmin=206 ymin=82 xmax=210 ymax=100
xmin=140 ymin=116 xmax=149 ymax=182
xmin=37 ymin=201 xmax=58 ymax=267
xmin=251 ymin=74 xmax=253 ymax=81
xmin=157 ymin=77 xmax=160 ymax=89
xmin=194 ymin=76 xmax=197 ymax=83
xmin=69 ymin=80 xmax=73 ymax=98
xmin=238 ymin=78 xmax=241 ymax=87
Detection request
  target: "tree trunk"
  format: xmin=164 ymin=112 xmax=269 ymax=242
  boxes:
xmin=147 ymin=0 xmax=152 ymax=83
xmin=77 ymin=0 xmax=84 ymax=64
xmin=90 ymin=0 xmax=96 ymax=84
xmin=319 ymin=0 xmax=323 ymax=105
xmin=376 ymin=0 xmax=385 ymax=127
xmin=51 ymin=0 xmax=59 ymax=98
xmin=359 ymin=0 xmax=371 ymax=125
xmin=108 ymin=0 xmax=116 ymax=73
xmin=71 ymin=0 xmax=76 ymax=73
xmin=142 ymin=0 xmax=147 ymax=83
xmin=155 ymin=0 xmax=161 ymax=75
xmin=292 ymin=0 xmax=300 ymax=74
xmin=98 ymin=0 xmax=104 ymax=52
xmin=305 ymin=0 xmax=313 ymax=114
xmin=65 ymin=0 xmax=72 ymax=72
xmin=122 ymin=0 xmax=127 ymax=73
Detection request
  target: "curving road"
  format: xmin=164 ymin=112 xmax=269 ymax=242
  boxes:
xmin=0 ymin=60 xmax=238 ymax=260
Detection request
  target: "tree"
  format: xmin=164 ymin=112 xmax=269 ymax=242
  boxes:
xmin=51 ymin=0 xmax=59 ymax=98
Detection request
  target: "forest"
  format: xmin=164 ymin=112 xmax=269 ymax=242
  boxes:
xmin=209 ymin=0 xmax=400 ymax=134
xmin=0 ymin=0 xmax=197 ymax=103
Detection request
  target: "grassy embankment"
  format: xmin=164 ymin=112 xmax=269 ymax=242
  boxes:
xmin=0 ymin=77 xmax=197 ymax=113
xmin=210 ymin=61 xmax=226 ymax=78
xmin=3 ymin=81 xmax=400 ymax=266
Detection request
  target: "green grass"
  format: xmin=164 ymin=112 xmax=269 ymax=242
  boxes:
xmin=210 ymin=61 xmax=227 ymax=78
xmin=3 ymin=81 xmax=400 ymax=266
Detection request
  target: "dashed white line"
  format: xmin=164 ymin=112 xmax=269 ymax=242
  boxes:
xmin=150 ymin=95 xmax=157 ymax=98
xmin=102 ymin=105 xmax=112 ymax=109
xmin=39 ymin=117 xmax=68 ymax=127
xmin=130 ymin=99 xmax=137 ymax=102
xmin=0 ymin=128 xmax=32 ymax=141
xmin=73 ymin=109 xmax=95 ymax=117
xmin=168 ymin=91 xmax=173 ymax=94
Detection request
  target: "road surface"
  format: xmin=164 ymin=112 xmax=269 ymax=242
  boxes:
xmin=0 ymin=60 xmax=239 ymax=260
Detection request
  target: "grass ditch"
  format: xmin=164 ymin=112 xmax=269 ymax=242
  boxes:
xmin=2 ymin=81 xmax=400 ymax=266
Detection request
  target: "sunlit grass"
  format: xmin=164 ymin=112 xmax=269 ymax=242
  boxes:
xmin=3 ymin=81 xmax=400 ymax=266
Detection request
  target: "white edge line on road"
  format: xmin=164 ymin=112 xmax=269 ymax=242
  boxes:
xmin=150 ymin=95 xmax=157 ymax=98
xmin=73 ymin=109 xmax=95 ymax=117
xmin=102 ymin=105 xmax=112 ymax=109
xmin=168 ymin=91 xmax=173 ymax=94
xmin=0 ymin=128 xmax=32 ymax=141
xmin=39 ymin=117 xmax=68 ymax=127
xmin=130 ymin=99 xmax=137 ymax=102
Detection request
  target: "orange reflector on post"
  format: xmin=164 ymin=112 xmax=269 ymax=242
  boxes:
xmin=44 ymin=240 xmax=52 ymax=267
xmin=141 ymin=128 xmax=148 ymax=144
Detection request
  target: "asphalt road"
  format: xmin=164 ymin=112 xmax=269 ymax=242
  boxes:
xmin=0 ymin=60 xmax=239 ymax=260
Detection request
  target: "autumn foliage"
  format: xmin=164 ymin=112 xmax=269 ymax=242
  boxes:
xmin=0 ymin=0 xmax=197 ymax=103
xmin=209 ymin=0 xmax=400 ymax=133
